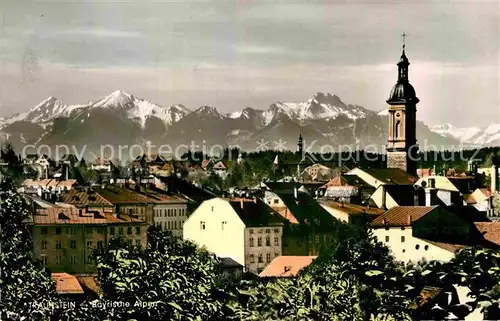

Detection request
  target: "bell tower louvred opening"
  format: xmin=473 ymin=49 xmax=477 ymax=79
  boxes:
xmin=386 ymin=33 xmax=419 ymax=175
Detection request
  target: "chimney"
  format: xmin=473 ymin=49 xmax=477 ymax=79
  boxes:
xmin=381 ymin=185 xmax=387 ymax=210
xmin=407 ymin=215 xmax=412 ymax=225
xmin=491 ymin=164 xmax=497 ymax=193
xmin=382 ymin=218 xmax=387 ymax=225
xmin=294 ymin=187 xmax=298 ymax=199
xmin=284 ymin=266 xmax=291 ymax=273
xmin=240 ymin=198 xmax=244 ymax=209
xmin=253 ymin=196 xmax=257 ymax=204
xmin=425 ymin=188 xmax=437 ymax=206
xmin=428 ymin=178 xmax=436 ymax=189
xmin=79 ymin=208 xmax=83 ymax=217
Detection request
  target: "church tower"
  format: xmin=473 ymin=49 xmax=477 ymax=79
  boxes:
xmin=297 ymin=133 xmax=303 ymax=155
xmin=386 ymin=35 xmax=419 ymax=175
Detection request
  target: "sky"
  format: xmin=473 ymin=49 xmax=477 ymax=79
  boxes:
xmin=0 ymin=0 xmax=498 ymax=127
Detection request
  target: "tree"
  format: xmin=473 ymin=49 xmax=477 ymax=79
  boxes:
xmin=0 ymin=179 xmax=57 ymax=320
xmin=92 ymin=227 xmax=225 ymax=320
xmin=0 ymin=143 xmax=23 ymax=182
xmin=226 ymin=227 xmax=413 ymax=321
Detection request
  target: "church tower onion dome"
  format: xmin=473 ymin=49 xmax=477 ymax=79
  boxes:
xmin=387 ymin=50 xmax=419 ymax=105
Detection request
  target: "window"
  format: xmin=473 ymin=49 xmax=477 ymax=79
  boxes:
xmin=266 ymin=236 xmax=271 ymax=246
xmin=119 ymin=227 xmax=124 ymax=235
xmin=257 ymin=237 xmax=262 ymax=247
xmin=41 ymin=256 xmax=48 ymax=266
xmin=401 ymin=236 xmax=405 ymax=243
xmin=69 ymin=227 xmax=76 ymax=235
xmin=200 ymin=221 xmax=206 ymax=230
xmin=168 ymin=209 xmax=171 ymax=217
xmin=86 ymin=227 xmax=93 ymax=234
xmin=70 ymin=240 xmax=77 ymax=249
xmin=56 ymin=227 xmax=62 ymax=235
xmin=249 ymin=229 xmax=254 ymax=234
xmin=70 ymin=256 xmax=77 ymax=264
xmin=273 ymin=199 xmax=279 ymax=204
xmin=424 ymin=245 xmax=429 ymax=251
xmin=168 ymin=221 xmax=171 ymax=229
xmin=265 ymin=229 xmax=270 ymax=233
xmin=174 ymin=221 xmax=177 ymax=229
xmin=110 ymin=227 xmax=115 ymax=235
xmin=97 ymin=241 xmax=103 ymax=249
xmin=56 ymin=256 xmax=62 ymax=264
xmin=275 ymin=252 xmax=280 ymax=258
xmin=211 ymin=206 xmax=214 ymax=212
xmin=249 ymin=237 xmax=254 ymax=247
xmin=87 ymin=241 xmax=93 ymax=248
xmin=136 ymin=227 xmax=140 ymax=234
xmin=56 ymin=241 xmax=62 ymax=249
xmin=266 ymin=253 xmax=271 ymax=263
xmin=250 ymin=254 xmax=255 ymax=263
xmin=385 ymin=236 xmax=390 ymax=242
xmin=315 ymin=235 xmax=320 ymax=243
xmin=273 ymin=228 xmax=279 ymax=234
xmin=127 ymin=226 xmax=132 ymax=235
xmin=274 ymin=237 xmax=279 ymax=246
xmin=41 ymin=227 xmax=48 ymax=235
xmin=174 ymin=209 xmax=177 ymax=216
xmin=415 ymin=244 xmax=420 ymax=250
xmin=258 ymin=254 xmax=263 ymax=263
xmin=222 ymin=221 xmax=227 ymax=230
xmin=41 ymin=241 xmax=48 ymax=249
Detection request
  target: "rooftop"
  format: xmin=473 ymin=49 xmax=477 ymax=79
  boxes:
xmin=474 ymin=222 xmax=500 ymax=246
xmin=371 ymin=206 xmax=438 ymax=227
xmin=227 ymin=198 xmax=286 ymax=227
xmin=34 ymin=207 xmax=145 ymax=225
xmin=51 ymin=273 xmax=84 ymax=295
xmin=259 ymin=256 xmax=317 ymax=278
xmin=319 ymin=200 xmax=384 ymax=216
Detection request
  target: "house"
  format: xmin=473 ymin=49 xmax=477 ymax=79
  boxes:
xmin=62 ymin=188 xmax=114 ymax=210
xmin=212 ymin=161 xmax=227 ymax=178
xmin=259 ymin=256 xmax=317 ymax=278
xmin=183 ymin=197 xmax=286 ymax=274
xmin=414 ymin=176 xmax=464 ymax=206
xmin=145 ymin=187 xmax=189 ymax=238
xmin=319 ymin=200 xmax=383 ymax=225
xmin=370 ymin=206 xmax=475 ymax=262
xmin=266 ymin=190 xmax=344 ymax=256
xmin=217 ymin=257 xmax=244 ymax=281
xmin=32 ymin=207 xmax=147 ymax=273
xmin=345 ymin=167 xmax=418 ymax=189
xmin=320 ymin=175 xmax=361 ymax=203
xmin=90 ymin=158 xmax=114 ymax=172
xmin=23 ymin=179 xmax=77 ymax=197
xmin=300 ymin=164 xmax=338 ymax=182
xmin=370 ymin=184 xmax=424 ymax=209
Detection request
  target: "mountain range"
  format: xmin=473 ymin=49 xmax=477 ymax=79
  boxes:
xmin=0 ymin=90 xmax=494 ymax=158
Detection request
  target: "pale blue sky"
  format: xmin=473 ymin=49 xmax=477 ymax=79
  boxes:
xmin=0 ymin=0 xmax=498 ymax=127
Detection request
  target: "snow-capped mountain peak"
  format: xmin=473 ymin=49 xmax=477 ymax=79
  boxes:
xmin=91 ymin=90 xmax=134 ymax=109
xmin=193 ymin=106 xmax=225 ymax=119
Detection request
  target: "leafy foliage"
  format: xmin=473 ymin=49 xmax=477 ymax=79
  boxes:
xmin=92 ymin=227 xmax=225 ymax=320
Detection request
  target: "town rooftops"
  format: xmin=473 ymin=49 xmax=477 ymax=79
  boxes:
xmin=371 ymin=206 xmax=438 ymax=227
xmin=34 ymin=207 xmax=145 ymax=225
xmin=218 ymin=257 xmax=243 ymax=269
xmin=363 ymin=168 xmax=418 ymax=185
xmin=91 ymin=157 xmax=113 ymax=166
xmin=23 ymin=179 xmax=77 ymax=190
xmin=227 ymin=198 xmax=286 ymax=227
xmin=94 ymin=186 xmax=152 ymax=204
xmin=51 ymin=273 xmax=84 ymax=295
xmin=259 ymin=256 xmax=317 ymax=278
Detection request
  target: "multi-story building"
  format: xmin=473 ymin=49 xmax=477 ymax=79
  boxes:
xmin=146 ymin=188 xmax=188 ymax=237
xmin=183 ymin=198 xmax=285 ymax=274
xmin=32 ymin=207 xmax=147 ymax=274
xmin=370 ymin=206 xmax=483 ymax=263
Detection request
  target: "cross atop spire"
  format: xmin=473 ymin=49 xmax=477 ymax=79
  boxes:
xmin=402 ymin=32 xmax=406 ymax=51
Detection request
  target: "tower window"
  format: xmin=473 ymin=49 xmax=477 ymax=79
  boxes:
xmin=395 ymin=120 xmax=401 ymax=138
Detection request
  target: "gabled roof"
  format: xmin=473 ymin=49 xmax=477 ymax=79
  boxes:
xmin=94 ymin=186 xmax=151 ymax=204
xmin=228 ymin=198 xmax=286 ymax=227
xmin=319 ymin=200 xmax=384 ymax=216
xmin=320 ymin=175 xmax=352 ymax=188
xmin=34 ymin=207 xmax=145 ymax=225
xmin=371 ymin=206 xmax=438 ymax=227
xmin=51 ymin=273 xmax=84 ymax=294
xmin=259 ymin=256 xmax=317 ymax=278
xmin=201 ymin=159 xmax=212 ymax=170
xmin=62 ymin=189 xmax=113 ymax=206
xmin=378 ymin=184 xmax=420 ymax=206
xmin=218 ymin=257 xmax=243 ymax=268
xmin=213 ymin=161 xmax=226 ymax=170
xmin=474 ymin=222 xmax=500 ymax=246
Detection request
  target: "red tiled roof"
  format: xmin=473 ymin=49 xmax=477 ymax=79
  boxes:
xmin=320 ymin=175 xmax=351 ymax=188
xmin=424 ymin=240 xmax=465 ymax=253
xmin=213 ymin=161 xmax=226 ymax=169
xmin=201 ymin=159 xmax=211 ymax=169
xmin=34 ymin=207 xmax=145 ymax=225
xmin=62 ymin=189 xmax=113 ymax=206
xmin=371 ymin=206 xmax=437 ymax=227
xmin=259 ymin=256 xmax=317 ymax=277
xmin=475 ymin=222 xmax=500 ymax=245
xmin=272 ymin=206 xmax=300 ymax=224
xmin=51 ymin=273 xmax=84 ymax=294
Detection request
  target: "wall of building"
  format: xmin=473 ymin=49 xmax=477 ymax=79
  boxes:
xmin=370 ymin=187 xmax=398 ymax=209
xmin=33 ymin=223 xmax=146 ymax=274
xmin=264 ymin=191 xmax=286 ymax=207
xmin=372 ymin=227 xmax=454 ymax=262
xmin=183 ymin=198 xmax=246 ymax=268
xmin=244 ymin=226 xmax=282 ymax=274
xmin=154 ymin=203 xmax=188 ymax=237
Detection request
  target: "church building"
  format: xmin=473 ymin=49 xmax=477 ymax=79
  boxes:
xmin=386 ymin=37 xmax=419 ymax=176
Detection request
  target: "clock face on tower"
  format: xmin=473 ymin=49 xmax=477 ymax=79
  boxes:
xmin=396 ymin=112 xmax=401 ymax=118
